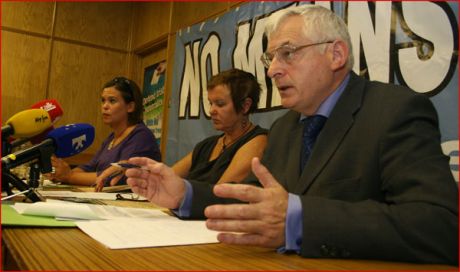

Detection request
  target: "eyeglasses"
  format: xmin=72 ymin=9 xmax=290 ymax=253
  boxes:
xmin=116 ymin=193 xmax=143 ymax=201
xmin=111 ymin=77 xmax=134 ymax=98
xmin=260 ymin=41 xmax=333 ymax=69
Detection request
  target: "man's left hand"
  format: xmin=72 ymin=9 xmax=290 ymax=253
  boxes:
xmin=205 ymin=157 xmax=288 ymax=248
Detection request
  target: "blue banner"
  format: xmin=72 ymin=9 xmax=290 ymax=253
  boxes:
xmin=169 ymin=2 xmax=458 ymax=181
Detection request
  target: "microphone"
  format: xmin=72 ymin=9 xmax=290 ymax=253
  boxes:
xmin=2 ymin=123 xmax=95 ymax=173
xmin=1 ymin=109 xmax=52 ymax=139
xmin=30 ymin=99 xmax=63 ymax=124
xmin=51 ymin=123 xmax=94 ymax=158
xmin=10 ymin=99 xmax=64 ymax=146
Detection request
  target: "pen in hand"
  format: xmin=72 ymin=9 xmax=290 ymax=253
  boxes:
xmin=107 ymin=170 xmax=124 ymax=180
xmin=110 ymin=162 xmax=150 ymax=172
xmin=103 ymin=170 xmax=124 ymax=186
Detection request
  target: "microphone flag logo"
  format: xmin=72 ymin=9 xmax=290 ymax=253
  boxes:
xmin=42 ymin=102 xmax=57 ymax=111
xmin=72 ymin=135 xmax=86 ymax=150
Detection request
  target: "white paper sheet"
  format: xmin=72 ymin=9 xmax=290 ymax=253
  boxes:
xmin=76 ymin=218 xmax=219 ymax=249
xmin=38 ymin=190 xmax=146 ymax=201
xmin=12 ymin=202 xmax=167 ymax=220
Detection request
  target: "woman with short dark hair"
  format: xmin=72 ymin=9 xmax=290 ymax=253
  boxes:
xmin=173 ymin=69 xmax=268 ymax=184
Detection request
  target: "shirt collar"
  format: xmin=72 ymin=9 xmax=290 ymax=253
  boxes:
xmin=300 ymin=73 xmax=350 ymax=121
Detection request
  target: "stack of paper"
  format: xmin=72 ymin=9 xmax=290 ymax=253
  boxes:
xmin=11 ymin=201 xmax=166 ymax=220
xmin=7 ymin=201 xmax=219 ymax=249
xmin=1 ymin=204 xmax=76 ymax=227
xmin=38 ymin=190 xmax=146 ymax=201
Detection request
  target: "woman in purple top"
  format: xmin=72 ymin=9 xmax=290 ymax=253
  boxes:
xmin=49 ymin=77 xmax=161 ymax=190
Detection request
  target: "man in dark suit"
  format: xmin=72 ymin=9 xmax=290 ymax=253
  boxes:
xmin=126 ymin=5 xmax=458 ymax=264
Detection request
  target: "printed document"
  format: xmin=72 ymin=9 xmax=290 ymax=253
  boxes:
xmin=76 ymin=218 xmax=219 ymax=249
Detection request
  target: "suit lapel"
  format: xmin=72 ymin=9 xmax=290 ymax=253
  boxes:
xmin=286 ymin=115 xmax=304 ymax=191
xmin=295 ymin=73 xmax=366 ymax=194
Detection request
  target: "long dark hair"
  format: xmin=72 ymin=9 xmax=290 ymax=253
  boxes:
xmin=102 ymin=76 xmax=143 ymax=125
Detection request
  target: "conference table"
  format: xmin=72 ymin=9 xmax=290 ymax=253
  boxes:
xmin=2 ymin=194 xmax=458 ymax=271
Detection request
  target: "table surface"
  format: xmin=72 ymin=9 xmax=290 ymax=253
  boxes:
xmin=2 ymin=198 xmax=458 ymax=271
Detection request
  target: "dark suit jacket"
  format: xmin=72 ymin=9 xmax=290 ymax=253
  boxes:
xmin=188 ymin=72 xmax=458 ymax=264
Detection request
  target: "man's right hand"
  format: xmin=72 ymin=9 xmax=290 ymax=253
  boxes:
xmin=125 ymin=157 xmax=186 ymax=209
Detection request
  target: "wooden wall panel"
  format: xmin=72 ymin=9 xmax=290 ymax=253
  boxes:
xmin=48 ymin=41 xmax=128 ymax=154
xmin=170 ymin=2 xmax=231 ymax=32
xmin=54 ymin=2 xmax=132 ymax=51
xmin=1 ymin=2 xmax=54 ymax=35
xmin=132 ymin=2 xmax=171 ymax=50
xmin=1 ymin=31 xmax=50 ymax=123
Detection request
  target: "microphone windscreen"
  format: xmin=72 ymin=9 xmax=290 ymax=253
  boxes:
xmin=5 ymin=109 xmax=52 ymax=138
xmin=47 ymin=123 xmax=95 ymax=158
xmin=30 ymin=99 xmax=63 ymax=124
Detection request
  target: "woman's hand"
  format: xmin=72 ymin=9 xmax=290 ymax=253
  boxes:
xmin=94 ymin=164 xmax=125 ymax=192
xmin=48 ymin=156 xmax=72 ymax=182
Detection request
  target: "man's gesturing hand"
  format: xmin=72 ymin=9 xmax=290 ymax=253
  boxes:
xmin=204 ymin=157 xmax=289 ymax=248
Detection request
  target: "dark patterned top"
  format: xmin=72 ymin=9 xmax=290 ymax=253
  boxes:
xmin=188 ymin=125 xmax=267 ymax=184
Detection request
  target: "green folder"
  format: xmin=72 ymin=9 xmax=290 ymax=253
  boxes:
xmin=1 ymin=204 xmax=76 ymax=227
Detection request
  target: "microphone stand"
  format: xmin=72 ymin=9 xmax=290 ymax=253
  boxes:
xmin=28 ymin=162 xmax=41 ymax=188
xmin=2 ymin=137 xmax=12 ymax=157
xmin=2 ymin=171 xmax=42 ymax=202
xmin=2 ymin=147 xmax=53 ymax=203
xmin=2 ymin=139 xmax=13 ymax=194
xmin=2 ymin=171 xmax=14 ymax=196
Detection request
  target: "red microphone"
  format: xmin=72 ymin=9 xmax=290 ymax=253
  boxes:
xmin=30 ymin=99 xmax=63 ymax=124
xmin=29 ymin=99 xmax=64 ymax=144
xmin=28 ymin=99 xmax=64 ymax=144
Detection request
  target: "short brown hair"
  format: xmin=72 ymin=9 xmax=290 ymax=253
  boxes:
xmin=207 ymin=69 xmax=261 ymax=114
